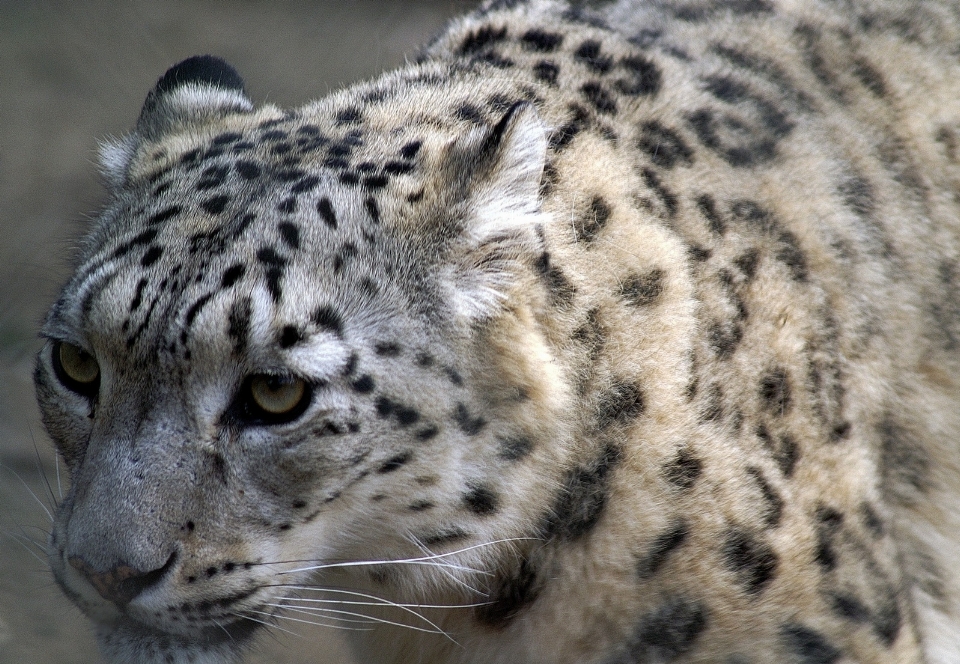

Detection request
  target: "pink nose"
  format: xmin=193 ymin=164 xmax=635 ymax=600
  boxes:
xmin=69 ymin=553 xmax=175 ymax=606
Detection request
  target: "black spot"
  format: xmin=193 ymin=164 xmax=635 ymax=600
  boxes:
xmin=637 ymin=121 xmax=694 ymax=169
xmin=620 ymin=597 xmax=708 ymax=662
xmin=291 ymin=175 xmax=320 ymax=194
xmin=475 ymin=555 xmax=541 ymax=628
xmin=378 ymin=451 xmax=412 ymax=473
xmin=351 ymin=375 xmax=375 ymax=394
xmin=814 ymin=504 xmax=843 ymax=570
xmin=201 ymin=195 xmax=230 ymax=215
xmin=596 ymin=381 xmax=645 ymax=428
xmin=409 ymin=500 xmax=435 ymax=512
xmin=860 ymin=502 xmax=884 ymax=538
xmin=196 ymin=165 xmax=229 ymax=190
xmin=128 ymin=277 xmax=148 ymax=312
xmin=532 ymin=60 xmax=560 ymax=85
xmin=521 ymin=29 xmax=564 ymax=52
xmin=619 ymin=268 xmax=666 ymax=307
xmin=574 ymin=39 xmax=613 ymax=73
xmin=277 ymin=325 xmax=302 ymax=349
xmin=616 ymin=54 xmax=663 ymax=96
xmin=548 ymin=104 xmax=590 ymax=151
xmin=256 ymin=247 xmax=287 ymax=303
xmin=721 ymin=529 xmax=778 ymax=594
xmin=312 ymin=305 xmax=344 ymax=337
xmin=640 ymin=168 xmax=679 ymax=217
xmin=276 ymin=197 xmax=296 ymax=214
xmin=463 ymin=483 xmax=500 ymax=516
xmin=113 ymin=228 xmax=159 ymax=259
xmin=637 ymin=520 xmax=689 ymax=578
xmin=733 ymin=249 xmax=760 ymax=279
xmin=458 ymin=25 xmax=508 ymax=54
xmin=580 ymin=81 xmax=617 ymax=114
xmin=454 ymin=403 xmax=486 ymax=436
xmin=416 ymin=425 xmax=440 ymax=441
xmin=574 ymin=195 xmax=611 ymax=242
xmin=316 ymin=197 xmax=338 ymax=229
xmin=472 ymin=50 xmax=515 ymax=69
xmin=335 ymin=106 xmax=362 ymax=125
xmin=663 ymin=448 xmax=702 ymax=490
xmin=399 ymin=140 xmax=422 ymax=159
xmin=261 ymin=129 xmax=288 ymax=141
xmin=140 ymin=245 xmax=163 ymax=267
xmin=498 ymin=435 xmax=533 ymax=461
xmin=687 ymin=75 xmax=793 ymax=167
xmin=227 ymin=297 xmax=251 ymax=354
xmin=759 ymin=367 xmax=791 ymax=415
xmin=365 ymin=197 xmax=380 ymax=223
xmin=746 ymin=467 xmax=783 ymax=527
xmin=221 ymin=264 xmax=245 ymax=288
xmin=383 ymin=161 xmax=413 ymax=175
xmin=780 ymin=624 xmax=842 ymax=664
xmin=535 ymin=252 xmax=577 ymax=306
xmin=363 ymin=174 xmax=389 ymax=189
xmin=375 ymin=342 xmax=401 ymax=357
xmin=455 ymin=103 xmax=486 ymax=124
xmin=376 ymin=397 xmax=420 ymax=427
xmin=422 ymin=527 xmax=468 ymax=546
xmin=543 ymin=443 xmax=622 ymax=540
xmin=183 ymin=293 xmax=213 ymax=334
xmin=278 ymin=222 xmax=300 ymax=250
xmin=852 ymin=58 xmax=886 ymax=97
xmin=695 ymin=193 xmax=726 ymax=234
xmin=212 ymin=132 xmax=243 ymax=146
xmin=709 ymin=320 xmax=743 ymax=358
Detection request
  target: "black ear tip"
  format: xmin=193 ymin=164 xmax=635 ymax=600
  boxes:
xmin=153 ymin=55 xmax=246 ymax=97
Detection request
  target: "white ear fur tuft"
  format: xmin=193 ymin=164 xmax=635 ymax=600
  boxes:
xmin=447 ymin=103 xmax=550 ymax=321
xmin=97 ymin=135 xmax=137 ymax=189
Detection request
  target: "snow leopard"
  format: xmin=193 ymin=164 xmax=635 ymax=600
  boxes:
xmin=35 ymin=0 xmax=960 ymax=662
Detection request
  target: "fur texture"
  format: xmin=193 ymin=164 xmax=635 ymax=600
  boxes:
xmin=36 ymin=2 xmax=960 ymax=663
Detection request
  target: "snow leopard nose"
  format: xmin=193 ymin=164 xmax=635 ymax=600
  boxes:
xmin=68 ymin=551 xmax=177 ymax=606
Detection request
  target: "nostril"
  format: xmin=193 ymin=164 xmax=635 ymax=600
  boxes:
xmin=69 ymin=551 xmax=178 ymax=606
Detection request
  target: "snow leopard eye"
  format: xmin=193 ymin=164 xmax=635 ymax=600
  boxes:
xmin=233 ymin=374 xmax=312 ymax=425
xmin=51 ymin=341 xmax=100 ymax=398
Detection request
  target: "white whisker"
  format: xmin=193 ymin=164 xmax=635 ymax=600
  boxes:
xmin=268 ymin=586 xmax=459 ymax=639
xmin=3 ymin=530 xmax=49 ymax=565
xmin=246 ymin=609 xmax=372 ymax=633
xmin=1 ymin=463 xmax=54 ymax=523
xmin=279 ymin=537 xmax=536 ymax=576
xmin=30 ymin=429 xmax=59 ymax=509
xmin=275 ymin=594 xmax=491 ymax=610
xmin=230 ymin=612 xmax=302 ymax=638
xmin=264 ymin=604 xmax=458 ymax=642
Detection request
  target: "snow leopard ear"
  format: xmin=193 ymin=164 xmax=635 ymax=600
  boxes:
xmin=99 ymin=56 xmax=253 ymax=186
xmin=446 ymin=102 xmax=549 ymax=320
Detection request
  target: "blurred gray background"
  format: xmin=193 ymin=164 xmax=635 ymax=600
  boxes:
xmin=0 ymin=2 xmax=468 ymax=661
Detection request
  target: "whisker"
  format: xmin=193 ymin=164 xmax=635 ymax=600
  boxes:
xmin=265 ymin=603 xmax=380 ymax=626
xmin=267 ymin=585 xmax=459 ymax=638
xmin=30 ymin=429 xmax=59 ymax=509
xmin=3 ymin=530 xmax=49 ymax=565
xmin=246 ymin=609 xmax=373 ymax=633
xmin=230 ymin=612 xmax=303 ymax=639
xmin=274 ymin=594 xmax=491 ymax=610
xmin=0 ymin=463 xmax=54 ymax=523
xmin=263 ymin=604 xmax=457 ymax=642
xmin=277 ymin=537 xmax=536 ymax=576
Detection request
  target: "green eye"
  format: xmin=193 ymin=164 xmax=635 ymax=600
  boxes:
xmin=234 ymin=374 xmax=312 ymax=425
xmin=52 ymin=341 xmax=100 ymax=397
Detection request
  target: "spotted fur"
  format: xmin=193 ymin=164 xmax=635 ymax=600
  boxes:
xmin=36 ymin=1 xmax=960 ymax=663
